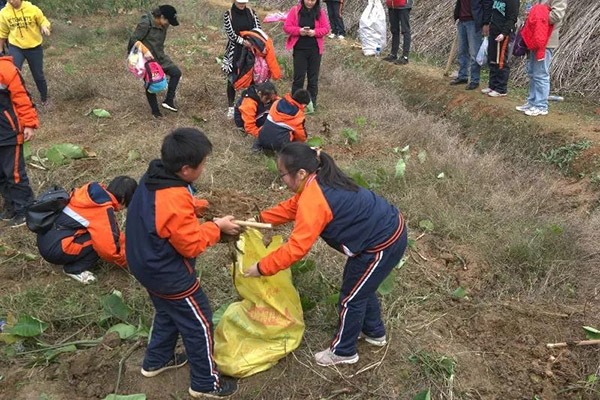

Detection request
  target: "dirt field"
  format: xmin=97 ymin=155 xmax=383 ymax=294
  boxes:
xmin=1 ymin=0 xmax=600 ymax=399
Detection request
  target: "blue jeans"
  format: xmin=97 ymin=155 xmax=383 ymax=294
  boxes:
xmin=457 ymin=20 xmax=482 ymax=84
xmin=527 ymin=49 xmax=553 ymax=111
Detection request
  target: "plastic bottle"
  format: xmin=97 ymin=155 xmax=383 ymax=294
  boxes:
xmin=0 ymin=319 xmax=5 ymax=333
xmin=376 ymin=46 xmax=381 ymax=56
xmin=548 ymin=95 xmax=564 ymax=102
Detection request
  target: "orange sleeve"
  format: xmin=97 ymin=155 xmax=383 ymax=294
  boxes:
xmin=193 ymin=198 xmax=209 ymax=217
xmin=258 ymin=181 xmax=333 ymax=275
xmin=292 ymin=112 xmax=307 ymax=142
xmin=239 ymin=98 xmax=260 ymax=138
xmin=266 ymin=39 xmax=281 ymax=80
xmin=156 ymin=188 xmax=221 ymax=258
xmin=7 ymin=67 xmax=39 ymax=130
xmin=86 ymin=205 xmax=127 ymax=267
xmin=259 ymin=193 xmax=300 ymax=226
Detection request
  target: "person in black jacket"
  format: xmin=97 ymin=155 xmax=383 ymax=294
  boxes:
xmin=481 ymin=0 xmax=519 ymax=97
xmin=449 ymin=0 xmax=490 ymax=90
xmin=222 ymin=0 xmax=261 ymax=120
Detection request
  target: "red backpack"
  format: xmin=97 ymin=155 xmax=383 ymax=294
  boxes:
xmin=143 ymin=61 xmax=167 ymax=93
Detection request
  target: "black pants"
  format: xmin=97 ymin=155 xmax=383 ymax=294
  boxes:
xmin=9 ymin=45 xmax=47 ymax=102
xmin=145 ymin=64 xmax=181 ymax=114
xmin=326 ymin=1 xmax=346 ymax=36
xmin=37 ymin=230 xmax=100 ymax=274
xmin=388 ymin=8 xmax=411 ymax=58
xmin=488 ymin=34 xmax=511 ymax=94
xmin=227 ymin=81 xmax=236 ymax=107
xmin=0 ymin=144 xmax=34 ymax=216
xmin=292 ymin=46 xmax=321 ymax=105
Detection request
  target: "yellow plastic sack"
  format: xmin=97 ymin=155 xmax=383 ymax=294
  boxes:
xmin=214 ymin=228 xmax=305 ymax=378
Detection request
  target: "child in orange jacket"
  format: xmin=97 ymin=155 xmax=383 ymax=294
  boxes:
xmin=257 ymin=89 xmax=311 ymax=151
xmin=36 ymin=177 xmax=138 ymax=284
xmin=126 ymin=128 xmax=241 ymax=398
xmin=234 ymin=81 xmax=279 ymax=138
xmin=0 ymin=52 xmax=39 ymax=227
xmin=244 ymin=143 xmax=408 ymax=367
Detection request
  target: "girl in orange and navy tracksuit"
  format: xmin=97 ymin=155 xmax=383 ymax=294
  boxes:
xmin=233 ymin=81 xmax=278 ymax=138
xmin=245 ymin=143 xmax=407 ymax=366
xmin=36 ymin=178 xmax=137 ymax=280
xmin=0 ymin=53 xmax=39 ymax=226
xmin=257 ymin=89 xmax=311 ymax=152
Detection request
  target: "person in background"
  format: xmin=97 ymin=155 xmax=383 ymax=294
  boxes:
xmin=126 ymin=128 xmax=241 ymax=399
xmin=0 ymin=0 xmax=51 ymax=105
xmin=129 ymin=4 xmax=181 ymax=118
xmin=516 ymin=0 xmax=567 ymax=116
xmin=284 ymin=0 xmax=330 ymax=110
xmin=481 ymin=0 xmax=519 ymax=97
xmin=383 ymin=0 xmax=412 ymax=65
xmin=325 ymin=0 xmax=345 ymax=40
xmin=0 ymin=51 xmax=38 ymax=228
xmin=36 ymin=177 xmax=137 ymax=284
xmin=257 ymin=89 xmax=311 ymax=152
xmin=234 ymin=81 xmax=279 ymax=138
xmin=449 ymin=0 xmax=488 ymax=90
xmin=222 ymin=0 xmax=261 ymax=120
xmin=244 ymin=143 xmax=408 ymax=367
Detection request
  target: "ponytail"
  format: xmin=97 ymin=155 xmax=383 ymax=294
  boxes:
xmin=279 ymin=143 xmax=360 ymax=192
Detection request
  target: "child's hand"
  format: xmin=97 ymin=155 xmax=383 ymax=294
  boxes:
xmin=41 ymin=26 xmax=51 ymax=36
xmin=214 ymin=215 xmax=241 ymax=236
xmin=243 ymin=263 xmax=261 ymax=278
xmin=194 ymin=199 xmax=209 ymax=217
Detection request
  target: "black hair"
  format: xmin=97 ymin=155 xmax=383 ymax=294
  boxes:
xmin=292 ymin=89 xmax=311 ymax=105
xmin=278 ymin=143 xmax=359 ymax=191
xmin=256 ymin=81 xmax=277 ymax=96
xmin=107 ymin=176 xmax=138 ymax=207
xmin=161 ymin=128 xmax=213 ymax=174
xmin=151 ymin=7 xmax=161 ymax=18
xmin=300 ymin=0 xmax=321 ymax=21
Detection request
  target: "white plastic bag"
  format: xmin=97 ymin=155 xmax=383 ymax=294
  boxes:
xmin=127 ymin=42 xmax=147 ymax=79
xmin=476 ymin=37 xmax=488 ymax=66
xmin=359 ymin=0 xmax=387 ymax=56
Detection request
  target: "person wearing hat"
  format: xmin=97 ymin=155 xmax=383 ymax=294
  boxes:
xmin=222 ymin=0 xmax=261 ymax=119
xmin=129 ymin=5 xmax=181 ymax=118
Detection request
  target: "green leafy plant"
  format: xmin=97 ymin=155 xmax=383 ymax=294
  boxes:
xmin=291 ymin=259 xmax=316 ymax=274
xmin=395 ymin=158 xmax=406 ymax=179
xmin=341 ymin=128 xmax=358 ymax=145
xmin=306 ymin=137 xmax=324 ymax=147
xmin=46 ymin=143 xmax=92 ymax=165
xmin=89 ymin=108 xmax=111 ymax=118
xmin=351 ymin=172 xmax=370 ymax=189
xmin=413 ymin=389 xmax=431 ymax=400
xmin=300 ymin=297 xmax=317 ymax=312
xmin=409 ymin=351 xmax=456 ymax=382
xmin=265 ymin=157 xmax=278 ymax=174
xmin=102 ymin=291 xmax=131 ymax=324
xmin=583 ymin=326 xmax=600 ymax=340
xmin=103 ymin=394 xmax=147 ymax=400
xmin=377 ymin=269 xmax=397 ymax=296
xmin=419 ymin=219 xmax=434 ymax=232
xmin=451 ymin=286 xmax=467 ymax=299
xmin=541 ymin=140 xmax=592 ymax=173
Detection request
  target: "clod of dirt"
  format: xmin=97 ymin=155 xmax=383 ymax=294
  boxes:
xmin=203 ymin=189 xmax=261 ymax=220
xmin=101 ymin=331 xmax=121 ymax=348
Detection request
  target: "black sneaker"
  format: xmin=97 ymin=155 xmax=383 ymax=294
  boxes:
xmin=1 ymin=209 xmax=15 ymax=221
xmin=449 ymin=78 xmax=468 ymax=85
xmin=161 ymin=101 xmax=178 ymax=112
xmin=382 ymin=54 xmax=397 ymax=62
xmin=152 ymin=111 xmax=164 ymax=119
xmin=465 ymin=82 xmax=480 ymax=90
xmin=394 ymin=57 xmax=409 ymax=65
xmin=8 ymin=214 xmax=26 ymax=228
xmin=141 ymin=353 xmax=188 ymax=377
xmin=189 ymin=380 xmax=238 ymax=398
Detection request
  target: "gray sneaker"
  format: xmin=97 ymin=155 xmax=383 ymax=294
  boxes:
xmin=314 ymin=348 xmax=359 ymax=366
xmin=359 ymin=333 xmax=387 ymax=347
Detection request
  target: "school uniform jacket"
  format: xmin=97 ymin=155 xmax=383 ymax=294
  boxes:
xmin=257 ymin=174 xmax=404 ymax=276
xmin=234 ymin=85 xmax=272 ymax=138
xmin=39 ymin=182 xmax=127 ymax=266
xmin=259 ymin=94 xmax=307 ymax=143
xmin=126 ymin=160 xmax=219 ymax=298
xmin=0 ymin=55 xmax=38 ymax=147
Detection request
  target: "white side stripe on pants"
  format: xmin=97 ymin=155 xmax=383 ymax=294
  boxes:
xmin=185 ymin=297 xmax=219 ymax=391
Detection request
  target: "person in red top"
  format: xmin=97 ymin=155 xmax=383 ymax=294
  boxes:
xmin=126 ymin=128 xmax=241 ymax=398
xmin=0 ymin=52 xmax=39 ymax=227
xmin=244 ymin=143 xmax=407 ymax=366
xmin=36 ymin=177 xmax=137 ymax=284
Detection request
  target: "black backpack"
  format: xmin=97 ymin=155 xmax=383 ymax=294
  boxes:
xmin=25 ymin=186 xmax=71 ymax=234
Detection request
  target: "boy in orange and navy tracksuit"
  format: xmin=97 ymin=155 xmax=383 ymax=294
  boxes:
xmin=0 ymin=52 xmax=39 ymax=227
xmin=126 ymin=128 xmax=240 ymax=398
xmin=234 ymin=81 xmax=278 ymax=138
xmin=36 ymin=177 xmax=137 ymax=284
xmin=257 ymin=88 xmax=311 ymax=151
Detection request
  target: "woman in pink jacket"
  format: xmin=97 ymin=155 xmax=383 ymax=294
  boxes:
xmin=284 ymin=0 xmax=330 ymax=110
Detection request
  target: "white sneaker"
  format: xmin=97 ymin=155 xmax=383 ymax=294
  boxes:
xmin=515 ymin=103 xmax=532 ymax=112
xmin=314 ymin=348 xmax=359 ymax=366
xmin=359 ymin=333 xmax=387 ymax=347
xmin=338 ymin=35 xmax=345 ymax=40
xmin=328 ymin=33 xmax=336 ymax=39
xmin=227 ymin=107 xmax=234 ymax=120
xmin=481 ymin=87 xmax=492 ymax=94
xmin=525 ymin=107 xmax=548 ymax=116
xmin=64 ymin=270 xmax=96 ymax=284
xmin=487 ymin=90 xmax=507 ymax=97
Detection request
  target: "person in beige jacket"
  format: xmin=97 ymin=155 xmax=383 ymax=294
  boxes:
xmin=516 ymin=0 xmax=567 ymax=116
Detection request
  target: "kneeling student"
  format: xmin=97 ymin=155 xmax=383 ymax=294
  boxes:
xmin=126 ymin=128 xmax=241 ymax=398
xmin=36 ymin=176 xmax=137 ymax=284
xmin=257 ymin=89 xmax=310 ymax=152
xmin=234 ymin=82 xmax=279 ymax=138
